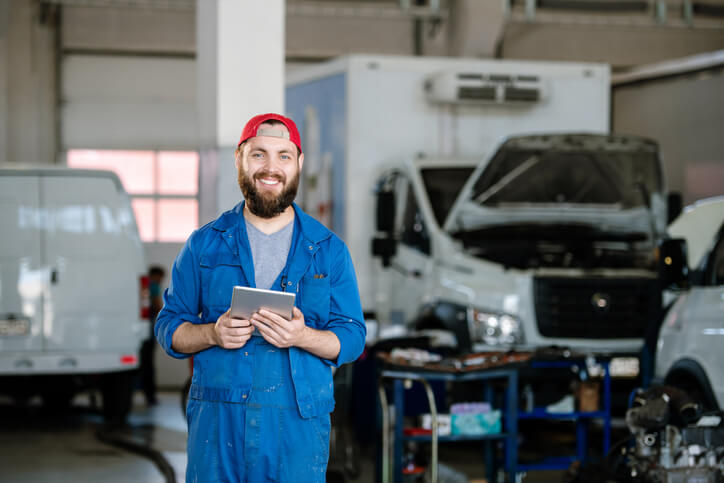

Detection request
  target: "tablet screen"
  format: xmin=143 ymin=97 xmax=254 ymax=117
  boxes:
xmin=230 ymin=286 xmax=296 ymax=321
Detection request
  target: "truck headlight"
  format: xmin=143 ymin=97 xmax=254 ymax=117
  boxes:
xmin=468 ymin=308 xmax=524 ymax=346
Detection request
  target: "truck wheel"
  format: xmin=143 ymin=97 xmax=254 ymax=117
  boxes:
xmin=101 ymin=370 xmax=134 ymax=426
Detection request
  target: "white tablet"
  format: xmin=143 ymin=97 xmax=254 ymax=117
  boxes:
xmin=230 ymin=286 xmax=296 ymax=321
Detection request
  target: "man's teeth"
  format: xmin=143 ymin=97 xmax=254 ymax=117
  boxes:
xmin=259 ymin=179 xmax=279 ymax=185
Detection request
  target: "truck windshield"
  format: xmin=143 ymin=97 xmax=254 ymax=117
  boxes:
xmin=472 ymin=149 xmax=662 ymax=207
xmin=421 ymin=167 xmax=475 ymax=225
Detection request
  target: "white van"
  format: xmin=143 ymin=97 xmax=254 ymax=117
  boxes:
xmin=0 ymin=166 xmax=148 ymax=422
xmin=655 ymin=197 xmax=724 ymax=410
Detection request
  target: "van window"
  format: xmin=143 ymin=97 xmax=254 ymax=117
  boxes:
xmin=42 ymin=176 xmax=133 ymax=259
xmin=0 ymin=176 xmax=40 ymax=259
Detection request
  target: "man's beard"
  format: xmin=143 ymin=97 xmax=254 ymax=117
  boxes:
xmin=238 ymin=166 xmax=300 ymax=219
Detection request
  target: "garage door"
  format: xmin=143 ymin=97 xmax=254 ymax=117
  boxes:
xmin=61 ymin=54 xmax=196 ymax=150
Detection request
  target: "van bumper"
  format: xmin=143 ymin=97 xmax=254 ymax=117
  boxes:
xmin=0 ymin=352 xmax=140 ymax=375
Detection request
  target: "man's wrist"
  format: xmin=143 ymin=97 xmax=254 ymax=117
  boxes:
xmin=205 ymin=323 xmax=218 ymax=347
xmin=297 ymin=325 xmax=313 ymax=348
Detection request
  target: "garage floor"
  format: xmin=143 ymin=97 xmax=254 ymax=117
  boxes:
xmin=0 ymin=391 xmax=187 ymax=483
xmin=0 ymin=391 xmax=593 ymax=482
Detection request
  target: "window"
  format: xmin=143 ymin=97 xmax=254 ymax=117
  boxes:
xmin=421 ymin=167 xmax=475 ymax=226
xmin=67 ymin=149 xmax=199 ymax=242
xmin=400 ymin=180 xmax=430 ymax=255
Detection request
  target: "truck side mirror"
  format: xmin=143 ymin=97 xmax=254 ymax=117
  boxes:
xmin=373 ymin=191 xmax=397 ymax=267
xmin=371 ymin=237 xmax=397 ymax=267
xmin=659 ymin=238 xmax=688 ymax=288
xmin=376 ymin=191 xmax=395 ymax=233
xmin=667 ymin=192 xmax=682 ymax=225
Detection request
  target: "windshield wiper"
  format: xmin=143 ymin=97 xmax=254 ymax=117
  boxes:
xmin=474 ymin=155 xmax=540 ymax=204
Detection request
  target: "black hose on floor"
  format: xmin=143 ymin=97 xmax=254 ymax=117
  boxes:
xmin=96 ymin=425 xmax=176 ymax=483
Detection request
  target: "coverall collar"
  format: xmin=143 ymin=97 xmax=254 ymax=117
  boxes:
xmin=210 ymin=201 xmax=332 ymax=289
xmin=210 ymin=201 xmax=331 ymax=245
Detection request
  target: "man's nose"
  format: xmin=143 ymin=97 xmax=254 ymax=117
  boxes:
xmin=263 ymin=154 xmax=285 ymax=170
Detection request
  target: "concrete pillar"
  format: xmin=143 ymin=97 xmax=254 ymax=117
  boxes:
xmin=0 ymin=0 xmax=9 ymax=162
xmin=448 ymin=0 xmax=506 ymax=58
xmin=196 ymin=0 xmax=285 ymax=223
xmin=0 ymin=0 xmax=56 ymax=164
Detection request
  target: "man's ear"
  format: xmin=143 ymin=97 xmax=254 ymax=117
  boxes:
xmin=298 ymin=152 xmax=304 ymax=171
xmin=235 ymin=148 xmax=242 ymax=170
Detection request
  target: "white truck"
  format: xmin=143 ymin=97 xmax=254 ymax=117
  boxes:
xmin=286 ymin=55 xmax=680 ymax=369
xmin=0 ymin=166 xmax=148 ymax=423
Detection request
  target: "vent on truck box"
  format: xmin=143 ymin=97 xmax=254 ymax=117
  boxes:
xmin=426 ymin=71 xmax=545 ymax=105
xmin=534 ymin=276 xmax=660 ymax=339
xmin=458 ymin=86 xmax=497 ymax=101
xmin=504 ymin=87 xmax=540 ymax=102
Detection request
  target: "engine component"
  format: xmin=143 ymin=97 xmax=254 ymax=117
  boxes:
xmin=567 ymin=385 xmax=723 ymax=482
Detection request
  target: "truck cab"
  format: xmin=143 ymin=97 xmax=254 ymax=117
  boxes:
xmin=373 ymin=133 xmax=674 ymax=358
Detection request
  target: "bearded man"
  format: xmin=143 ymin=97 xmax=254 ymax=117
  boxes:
xmin=155 ymin=113 xmax=366 ymax=482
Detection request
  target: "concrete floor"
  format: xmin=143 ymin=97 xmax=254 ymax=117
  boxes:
xmin=0 ymin=391 xmax=187 ymax=483
xmin=0 ymin=390 xmax=590 ymax=483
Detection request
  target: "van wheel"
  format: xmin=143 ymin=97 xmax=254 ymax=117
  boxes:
xmin=666 ymin=371 xmax=718 ymax=412
xmin=41 ymin=387 xmax=75 ymax=413
xmin=676 ymin=380 xmax=715 ymax=412
xmin=101 ymin=371 xmax=133 ymax=426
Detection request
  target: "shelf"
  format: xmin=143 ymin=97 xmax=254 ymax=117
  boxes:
xmin=518 ymin=408 xmax=608 ymax=420
xmin=515 ymin=360 xmax=613 ymax=471
xmin=403 ymin=432 xmax=509 ymax=442
xmin=516 ymin=456 xmax=577 ymax=471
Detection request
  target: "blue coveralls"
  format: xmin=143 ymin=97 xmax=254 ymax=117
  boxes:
xmin=155 ymin=202 xmax=366 ymax=482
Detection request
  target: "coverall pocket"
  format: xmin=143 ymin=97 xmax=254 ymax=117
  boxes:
xmin=199 ymin=253 xmax=244 ymax=310
xmin=299 ymin=275 xmax=330 ymax=328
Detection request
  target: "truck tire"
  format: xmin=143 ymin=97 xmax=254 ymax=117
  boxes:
xmin=101 ymin=370 xmax=134 ymax=426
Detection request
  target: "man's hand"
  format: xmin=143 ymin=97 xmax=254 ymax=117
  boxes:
xmin=250 ymin=307 xmax=307 ymax=349
xmin=213 ymin=308 xmax=254 ymax=349
xmin=251 ymin=307 xmax=341 ymax=361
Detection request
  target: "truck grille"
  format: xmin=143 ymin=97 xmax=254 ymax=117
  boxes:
xmin=534 ymin=277 xmax=660 ymax=339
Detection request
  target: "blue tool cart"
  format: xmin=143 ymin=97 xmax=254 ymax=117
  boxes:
xmin=377 ymin=365 xmax=520 ymax=482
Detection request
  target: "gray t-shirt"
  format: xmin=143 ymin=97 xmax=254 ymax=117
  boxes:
xmin=245 ymin=218 xmax=294 ymax=290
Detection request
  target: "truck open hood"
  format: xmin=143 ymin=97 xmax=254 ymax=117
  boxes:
xmin=450 ymin=204 xmax=660 ymax=235
xmin=443 ymin=133 xmax=666 ymax=236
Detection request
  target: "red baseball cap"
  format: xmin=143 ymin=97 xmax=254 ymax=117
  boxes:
xmin=238 ymin=113 xmax=302 ymax=153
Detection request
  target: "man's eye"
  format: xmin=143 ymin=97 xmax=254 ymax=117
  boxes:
xmin=281 ymin=154 xmax=291 ymax=160
xmin=252 ymin=153 xmax=263 ymax=158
